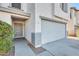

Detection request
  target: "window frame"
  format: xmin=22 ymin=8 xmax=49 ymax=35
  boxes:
xmin=11 ymin=3 xmax=21 ymax=9
xmin=60 ymin=3 xmax=68 ymax=13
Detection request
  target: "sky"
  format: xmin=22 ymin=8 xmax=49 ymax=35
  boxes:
xmin=71 ymin=3 xmax=79 ymax=9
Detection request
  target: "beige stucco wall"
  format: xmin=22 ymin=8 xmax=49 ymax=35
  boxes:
xmin=67 ymin=19 xmax=76 ymax=36
xmin=76 ymin=27 xmax=79 ymax=38
xmin=0 ymin=11 xmax=12 ymax=25
xmin=67 ymin=8 xmax=78 ymax=37
xmin=76 ymin=11 xmax=79 ymax=24
xmin=70 ymin=8 xmax=77 ymax=26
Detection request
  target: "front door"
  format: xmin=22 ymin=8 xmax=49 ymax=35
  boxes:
xmin=14 ymin=23 xmax=23 ymax=38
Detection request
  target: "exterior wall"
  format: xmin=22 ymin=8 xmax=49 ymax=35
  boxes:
xmin=21 ymin=3 xmax=27 ymax=12
xmin=25 ymin=3 xmax=35 ymax=44
xmin=54 ymin=3 xmax=70 ymax=20
xmin=0 ymin=11 xmax=12 ymax=25
xmin=0 ymin=3 xmax=10 ymax=7
xmin=67 ymin=19 xmax=76 ymax=36
xmin=76 ymin=11 xmax=79 ymax=24
xmin=75 ymin=11 xmax=79 ymax=37
xmin=67 ymin=8 xmax=79 ymax=37
xmin=35 ymin=3 xmax=53 ymax=32
xmin=0 ymin=3 xmax=27 ymax=13
xmin=76 ymin=27 xmax=79 ymax=38
xmin=70 ymin=8 xmax=77 ymax=26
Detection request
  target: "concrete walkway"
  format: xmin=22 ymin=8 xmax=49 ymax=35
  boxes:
xmin=14 ymin=38 xmax=52 ymax=56
xmin=42 ymin=38 xmax=79 ymax=56
xmin=14 ymin=39 xmax=35 ymax=56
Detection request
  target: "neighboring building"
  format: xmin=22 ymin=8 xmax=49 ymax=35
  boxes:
xmin=0 ymin=3 xmax=70 ymax=48
xmin=67 ymin=7 xmax=77 ymax=37
xmin=67 ymin=7 xmax=79 ymax=37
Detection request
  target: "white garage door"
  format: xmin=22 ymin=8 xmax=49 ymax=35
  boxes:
xmin=41 ymin=20 xmax=66 ymax=44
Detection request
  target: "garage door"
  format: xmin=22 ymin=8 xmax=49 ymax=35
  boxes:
xmin=41 ymin=20 xmax=66 ymax=44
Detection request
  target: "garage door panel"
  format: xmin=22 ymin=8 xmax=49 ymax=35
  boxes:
xmin=42 ymin=20 xmax=66 ymax=44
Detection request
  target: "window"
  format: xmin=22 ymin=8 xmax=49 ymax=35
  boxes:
xmin=60 ymin=3 xmax=68 ymax=13
xmin=12 ymin=3 xmax=21 ymax=9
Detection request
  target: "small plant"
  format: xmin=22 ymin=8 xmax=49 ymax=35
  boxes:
xmin=0 ymin=20 xmax=13 ymax=55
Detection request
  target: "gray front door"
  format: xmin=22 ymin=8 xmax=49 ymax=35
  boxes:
xmin=14 ymin=23 xmax=23 ymax=38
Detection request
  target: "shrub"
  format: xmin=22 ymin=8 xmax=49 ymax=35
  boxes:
xmin=0 ymin=20 xmax=13 ymax=53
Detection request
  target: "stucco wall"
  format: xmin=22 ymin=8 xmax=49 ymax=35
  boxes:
xmin=0 ymin=3 xmax=28 ymax=14
xmin=0 ymin=11 xmax=12 ymax=25
xmin=70 ymin=8 xmax=77 ymax=26
xmin=54 ymin=3 xmax=70 ymax=20
xmin=21 ymin=3 xmax=27 ymax=13
xmin=0 ymin=3 xmax=10 ymax=7
xmin=76 ymin=11 xmax=79 ymax=24
xmin=35 ymin=3 xmax=70 ymax=32
xmin=67 ymin=8 xmax=77 ymax=37
xmin=35 ymin=3 xmax=54 ymax=32
xmin=25 ymin=3 xmax=35 ymax=43
xmin=67 ymin=19 xmax=76 ymax=36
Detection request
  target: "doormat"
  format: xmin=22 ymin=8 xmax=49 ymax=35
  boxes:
xmin=28 ymin=43 xmax=46 ymax=54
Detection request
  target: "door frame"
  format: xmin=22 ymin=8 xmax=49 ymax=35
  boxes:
xmin=13 ymin=21 xmax=25 ymax=38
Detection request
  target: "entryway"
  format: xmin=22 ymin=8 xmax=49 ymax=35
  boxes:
xmin=11 ymin=15 xmax=26 ymax=38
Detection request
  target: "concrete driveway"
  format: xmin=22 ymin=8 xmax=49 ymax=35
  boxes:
xmin=14 ymin=38 xmax=52 ymax=56
xmin=42 ymin=38 xmax=79 ymax=56
xmin=14 ymin=38 xmax=79 ymax=56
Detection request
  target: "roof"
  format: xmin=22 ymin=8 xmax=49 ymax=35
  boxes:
xmin=71 ymin=7 xmax=79 ymax=11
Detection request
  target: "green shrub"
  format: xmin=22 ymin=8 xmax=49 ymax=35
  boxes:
xmin=0 ymin=20 xmax=13 ymax=53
